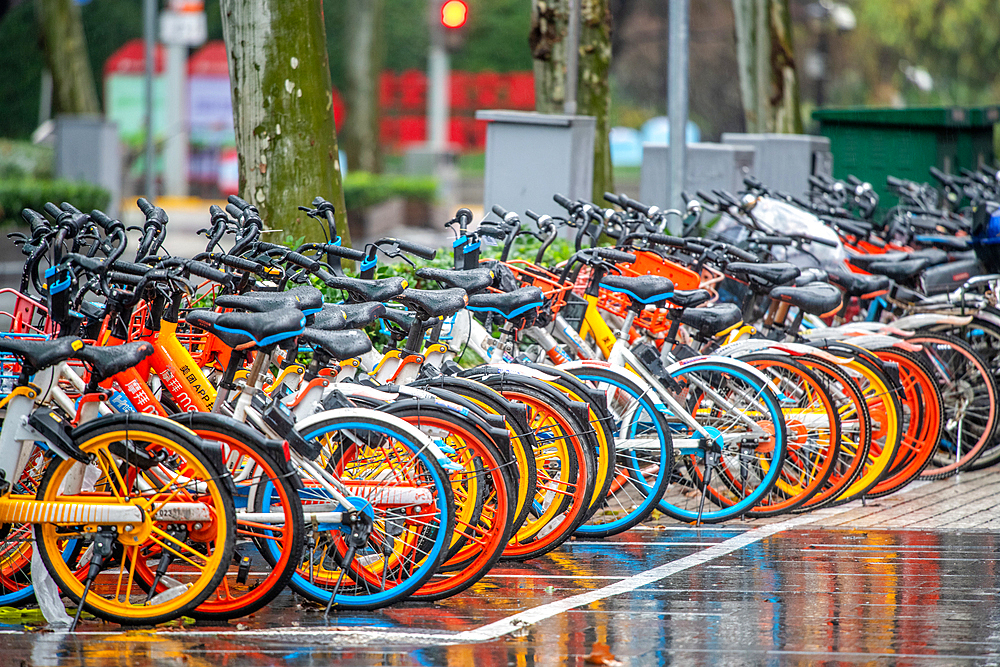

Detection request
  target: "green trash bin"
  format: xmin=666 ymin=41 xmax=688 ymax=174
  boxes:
xmin=812 ymin=106 xmax=999 ymax=209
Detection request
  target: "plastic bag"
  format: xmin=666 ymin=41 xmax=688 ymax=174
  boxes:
xmin=30 ymin=537 xmax=71 ymax=628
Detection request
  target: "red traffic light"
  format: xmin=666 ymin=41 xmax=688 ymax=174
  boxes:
xmin=441 ymin=0 xmax=467 ymax=29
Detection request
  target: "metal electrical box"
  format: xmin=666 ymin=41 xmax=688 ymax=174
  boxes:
xmin=721 ymin=133 xmax=832 ymax=198
xmin=55 ymin=115 xmax=122 ymax=217
xmin=476 ymin=110 xmax=595 ymax=220
xmin=639 ymin=142 xmax=756 ymax=209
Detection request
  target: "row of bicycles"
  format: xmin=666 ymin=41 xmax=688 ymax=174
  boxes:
xmin=0 ymin=164 xmax=997 ymax=627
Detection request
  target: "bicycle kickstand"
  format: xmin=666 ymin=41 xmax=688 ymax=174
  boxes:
xmin=71 ymin=528 xmax=116 ymax=631
xmin=696 ymin=451 xmax=720 ymax=528
xmin=323 ymin=511 xmax=374 ymax=619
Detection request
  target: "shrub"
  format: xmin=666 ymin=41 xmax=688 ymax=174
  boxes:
xmin=342 ymin=172 xmax=436 ymax=212
xmin=0 ymin=179 xmax=111 ymax=227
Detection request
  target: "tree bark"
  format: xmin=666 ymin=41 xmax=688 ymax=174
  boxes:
xmin=35 ymin=0 xmax=100 ymax=115
xmin=530 ymin=0 xmax=614 ymax=202
xmin=732 ymin=0 xmax=802 ymax=133
xmin=342 ymin=0 xmax=383 ymax=174
xmin=220 ymin=0 xmax=350 ymax=246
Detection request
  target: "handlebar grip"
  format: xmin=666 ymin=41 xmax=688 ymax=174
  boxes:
xmin=217 ymin=254 xmax=267 ymax=275
xmin=808 ymin=175 xmax=833 ymax=193
xmin=524 ymin=209 xmax=541 ymax=221
xmin=284 ymin=251 xmax=321 ymax=271
xmin=594 ymin=248 xmax=636 ymax=264
xmin=108 ymin=271 xmax=143 ymax=287
xmin=696 ymin=190 xmax=718 ymax=205
xmin=254 ymin=241 xmax=284 ymax=253
xmin=311 ymin=196 xmax=335 ymax=212
xmin=648 ymin=233 xmax=686 ymax=248
xmin=491 ymin=204 xmax=510 ymax=219
xmin=228 ymin=194 xmax=251 ymax=210
xmin=553 ymin=193 xmax=573 ymax=210
xmin=60 ymin=202 xmax=83 ymax=215
xmin=319 ymin=243 xmax=366 ymax=261
xmin=111 ymin=260 xmax=152 ymax=275
xmin=90 ymin=209 xmax=124 ymax=234
xmin=187 ymin=260 xmax=232 ymax=285
xmin=391 ymin=238 xmax=437 ymax=261
xmin=209 ymin=204 xmax=226 ymax=218
xmin=43 ymin=202 xmax=63 ymax=220
xmin=21 ymin=209 xmax=49 ymax=234
xmin=886 ymin=175 xmax=905 ymax=188
xmin=847 ymin=175 xmax=862 ymax=186
xmin=621 ymin=196 xmax=653 ymax=217
xmin=929 ymin=166 xmax=951 ymax=183
xmin=226 ymin=204 xmax=244 ymax=220
xmin=727 ymin=246 xmax=759 ymax=262
xmin=136 ymin=198 xmax=154 ymax=217
xmin=754 ymin=236 xmax=793 ymax=246
xmin=603 ymin=192 xmax=624 ymax=207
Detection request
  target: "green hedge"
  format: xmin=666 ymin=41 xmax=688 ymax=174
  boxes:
xmin=0 ymin=179 xmax=111 ymax=227
xmin=342 ymin=172 xmax=436 ymax=211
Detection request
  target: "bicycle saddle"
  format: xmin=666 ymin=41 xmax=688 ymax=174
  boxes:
xmin=863 ymin=258 xmax=932 ymax=283
xmin=324 ymin=275 xmax=408 ymax=303
xmin=467 ymin=286 xmax=544 ymax=321
xmin=677 ymin=303 xmax=743 ymax=338
xmin=667 ymin=289 xmax=711 ymax=309
xmin=300 ymin=328 xmax=373 ymax=362
xmin=916 ymin=235 xmax=971 ymax=251
xmin=0 ymin=336 xmax=83 ymax=373
xmin=416 ymin=266 xmax=495 ymax=295
xmin=726 ymin=262 xmax=800 ymax=293
xmin=794 ymin=268 xmax=829 ymax=286
xmin=394 ymin=287 xmax=469 ymax=319
xmin=599 ymin=275 xmax=675 ymax=305
xmin=826 ymin=269 xmax=890 ymax=298
xmin=185 ymin=307 xmax=305 ymax=351
xmin=214 ymin=285 xmax=323 ymax=316
xmin=769 ymin=282 xmax=843 ymax=316
xmin=75 ymin=341 xmax=154 ymax=382
xmin=848 ymin=248 xmax=947 ymax=269
xmin=312 ymin=302 xmax=387 ymax=331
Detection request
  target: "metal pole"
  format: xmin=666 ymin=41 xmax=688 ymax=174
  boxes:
xmin=143 ymin=0 xmax=156 ymax=203
xmin=563 ymin=0 xmax=579 ymax=116
xmin=163 ymin=44 xmax=188 ymax=197
xmin=427 ymin=23 xmax=449 ymax=152
xmin=667 ymin=0 xmax=689 ymax=230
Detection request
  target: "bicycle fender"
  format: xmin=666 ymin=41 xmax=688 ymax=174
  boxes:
xmin=892 ymin=313 xmax=973 ymax=330
xmin=665 ymin=354 xmax=774 ymax=388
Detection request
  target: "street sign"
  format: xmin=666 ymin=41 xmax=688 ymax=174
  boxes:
xmin=159 ymin=10 xmax=207 ymax=46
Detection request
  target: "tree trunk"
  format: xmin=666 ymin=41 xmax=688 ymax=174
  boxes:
xmin=732 ymin=0 xmax=802 ymax=134
xmin=220 ymin=0 xmax=350 ymax=246
xmin=578 ymin=0 xmax=613 ymax=203
xmin=35 ymin=0 xmax=100 ymax=115
xmin=342 ymin=0 xmax=383 ymax=174
xmin=530 ymin=0 xmax=614 ymax=202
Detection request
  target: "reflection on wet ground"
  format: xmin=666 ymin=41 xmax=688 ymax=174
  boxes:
xmin=5 ymin=523 xmax=1000 ymax=667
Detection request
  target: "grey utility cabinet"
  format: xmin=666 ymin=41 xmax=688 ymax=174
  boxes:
xmin=476 ymin=110 xmax=595 ymax=220
xmin=640 ymin=142 xmax=756 ymax=210
xmin=55 ymin=115 xmax=122 ymax=217
xmin=721 ymin=133 xmax=832 ymax=198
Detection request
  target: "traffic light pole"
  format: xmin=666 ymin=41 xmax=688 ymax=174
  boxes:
xmin=427 ymin=22 xmax=449 ymax=152
xmin=667 ymin=0 xmax=689 ymax=231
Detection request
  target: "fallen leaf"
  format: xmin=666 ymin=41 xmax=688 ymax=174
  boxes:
xmin=584 ymin=641 xmax=622 ymax=666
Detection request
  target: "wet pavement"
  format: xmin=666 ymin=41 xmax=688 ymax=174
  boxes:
xmin=6 ymin=471 xmax=1000 ymax=666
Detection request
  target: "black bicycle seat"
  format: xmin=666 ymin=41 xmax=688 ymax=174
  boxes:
xmin=416 ymin=266 xmax=495 ymax=295
xmin=0 ymin=336 xmax=83 ymax=373
xmin=863 ymin=258 xmax=932 ymax=283
xmin=727 ymin=262 xmax=800 ymax=293
xmin=467 ymin=286 xmax=544 ymax=321
xmin=794 ymin=268 xmax=829 ymax=286
xmin=301 ymin=328 xmax=373 ymax=362
xmin=848 ymin=248 xmax=947 ymax=269
xmin=214 ymin=285 xmax=324 ymax=315
xmin=75 ymin=341 xmax=154 ymax=383
xmin=827 ymin=269 xmax=890 ymax=298
xmin=312 ymin=302 xmax=387 ymax=332
xmin=678 ymin=303 xmax=743 ymax=338
xmin=667 ymin=289 xmax=711 ymax=309
xmin=323 ymin=275 xmax=408 ymax=303
xmin=393 ymin=287 xmax=469 ymax=319
xmin=599 ymin=274 xmax=675 ymax=305
xmin=769 ymin=282 xmax=843 ymax=316
xmin=185 ymin=307 xmax=305 ymax=350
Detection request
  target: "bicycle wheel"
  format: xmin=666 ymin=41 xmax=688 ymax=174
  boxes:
xmin=865 ymin=346 xmax=943 ymax=496
xmin=376 ymin=402 xmax=515 ymax=601
xmin=908 ymin=333 xmax=999 ymax=477
xmin=791 ymin=357 xmax=872 ymax=511
xmin=0 ymin=445 xmax=53 ymax=607
xmin=561 ymin=363 xmax=673 ymax=537
xmin=739 ymin=354 xmax=841 ymax=517
xmin=414 ymin=376 xmax=538 ymax=534
xmin=475 ymin=374 xmax=595 ymax=560
xmin=923 ymin=315 xmax=1000 ymax=469
xmin=34 ymin=414 xmax=236 ymax=625
xmin=167 ymin=413 xmax=304 ymax=620
xmin=281 ymin=409 xmax=454 ymax=610
xmin=657 ymin=357 xmax=788 ymax=524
